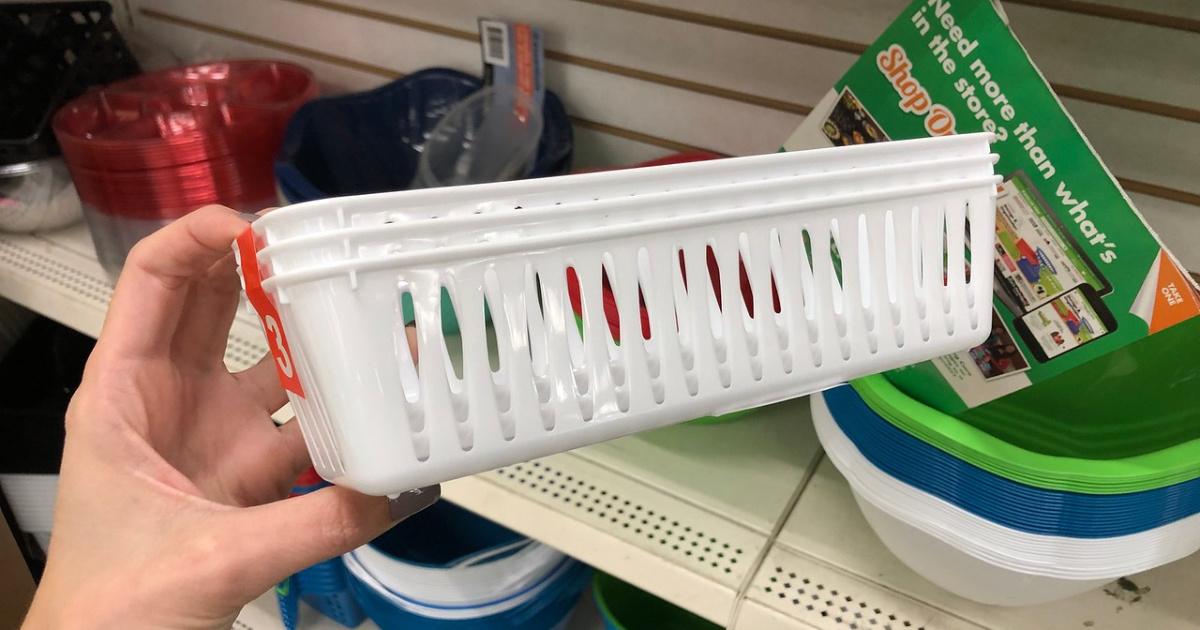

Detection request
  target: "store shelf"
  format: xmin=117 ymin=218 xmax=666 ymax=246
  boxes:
xmin=7 ymin=225 xmax=1200 ymax=630
xmin=738 ymin=459 xmax=1200 ymax=630
xmin=0 ymin=226 xmax=821 ymax=627
xmin=0 ymin=225 xmax=270 ymax=371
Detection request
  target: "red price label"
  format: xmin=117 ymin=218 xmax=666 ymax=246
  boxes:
xmin=235 ymin=227 xmax=306 ymax=398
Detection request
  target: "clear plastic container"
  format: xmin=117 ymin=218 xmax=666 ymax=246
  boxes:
xmin=80 ymin=208 xmax=175 ymax=282
xmin=0 ymin=159 xmax=83 ymax=233
xmin=414 ymin=86 xmax=544 ymax=189
xmin=84 ymin=196 xmax=274 ymax=282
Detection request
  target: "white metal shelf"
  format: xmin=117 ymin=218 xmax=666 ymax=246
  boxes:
xmin=6 ymin=226 xmax=1199 ymax=630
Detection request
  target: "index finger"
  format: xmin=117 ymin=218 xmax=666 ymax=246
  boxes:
xmin=97 ymin=205 xmax=251 ymax=359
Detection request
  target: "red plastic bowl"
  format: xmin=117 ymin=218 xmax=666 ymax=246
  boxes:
xmin=53 ymin=60 xmax=317 ymax=170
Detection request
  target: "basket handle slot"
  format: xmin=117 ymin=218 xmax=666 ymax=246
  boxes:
xmin=566 ymin=263 xmax=601 ymax=422
xmin=918 ymin=203 xmax=948 ymax=342
xmin=395 ymin=287 xmax=428 ymax=461
xmin=679 ymin=242 xmax=730 ymax=392
xmin=558 ymin=269 xmax=590 ymax=397
xmin=598 ymin=257 xmax=630 ymax=414
xmin=765 ymin=228 xmax=794 ymax=375
xmin=397 ymin=289 xmax=421 ymax=406
xmin=736 ymin=232 xmax=763 ymax=345
xmin=672 ymin=246 xmax=699 ymax=397
xmin=531 ymin=265 xmax=592 ymax=428
xmin=454 ymin=272 xmax=515 ymax=442
xmin=480 ymin=269 xmax=514 ymax=427
xmin=409 ymin=281 xmax=474 ymax=452
xmin=489 ymin=264 xmax=547 ymax=440
xmin=853 ymin=213 xmax=880 ymax=356
xmin=523 ymin=266 xmax=553 ymax=407
xmin=440 ymin=286 xmax=466 ymax=384
xmin=883 ymin=210 xmax=905 ymax=350
xmin=633 ymin=248 xmax=660 ymax=380
xmin=780 ymin=227 xmax=821 ymax=369
xmin=909 ymin=206 xmax=930 ymax=341
xmin=599 ymin=255 xmax=628 ymax=392
xmin=679 ymin=245 xmax=727 ymax=366
xmin=438 ymin=282 xmax=473 ymax=430
xmin=826 ymin=219 xmax=851 ymax=362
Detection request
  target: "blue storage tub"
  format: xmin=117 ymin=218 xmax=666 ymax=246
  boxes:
xmin=275 ymin=67 xmax=573 ymax=204
xmin=343 ymin=501 xmax=590 ymax=630
xmin=823 ymin=385 xmax=1200 ymax=538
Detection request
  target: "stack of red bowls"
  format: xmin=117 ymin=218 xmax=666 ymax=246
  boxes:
xmin=53 ymin=60 xmax=317 ymax=280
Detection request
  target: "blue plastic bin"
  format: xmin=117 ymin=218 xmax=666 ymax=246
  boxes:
xmin=274 ymin=68 xmax=572 ymax=333
xmin=275 ymin=67 xmax=572 ymax=203
xmin=343 ymin=501 xmax=590 ymax=630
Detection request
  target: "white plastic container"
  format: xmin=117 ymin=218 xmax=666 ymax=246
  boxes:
xmin=236 ymin=135 xmax=999 ymax=495
xmin=80 ymin=209 xmax=175 ymax=282
xmin=344 ymin=540 xmax=571 ymax=619
xmin=0 ymin=159 xmax=83 ymax=233
xmin=811 ymin=392 xmax=1200 ymax=605
xmin=850 ymin=492 xmax=1109 ymax=606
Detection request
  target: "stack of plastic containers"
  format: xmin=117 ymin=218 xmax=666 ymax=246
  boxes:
xmin=52 ymin=59 xmax=316 ymax=279
xmin=236 ymin=133 xmax=999 ymax=497
xmin=812 ymin=376 xmax=1200 ymax=606
xmin=341 ymin=501 xmax=591 ymax=629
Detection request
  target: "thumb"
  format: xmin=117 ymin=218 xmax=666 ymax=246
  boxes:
xmin=225 ymin=484 xmax=440 ymax=595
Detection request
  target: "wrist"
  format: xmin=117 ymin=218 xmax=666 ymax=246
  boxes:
xmin=23 ymin=590 xmax=92 ymax=630
xmin=22 ymin=579 xmax=130 ymax=630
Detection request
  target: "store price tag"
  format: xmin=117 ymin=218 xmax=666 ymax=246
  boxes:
xmin=235 ymin=227 xmax=306 ymax=398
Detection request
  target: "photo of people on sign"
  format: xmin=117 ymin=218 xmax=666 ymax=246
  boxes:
xmin=968 ymin=310 xmax=1030 ymax=380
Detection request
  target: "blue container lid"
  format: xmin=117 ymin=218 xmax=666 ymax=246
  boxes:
xmin=824 ymin=385 xmax=1200 ymax=538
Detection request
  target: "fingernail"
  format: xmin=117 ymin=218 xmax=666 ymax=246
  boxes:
xmin=388 ymin=485 xmax=440 ymax=521
xmin=236 ymin=211 xmax=261 ymax=223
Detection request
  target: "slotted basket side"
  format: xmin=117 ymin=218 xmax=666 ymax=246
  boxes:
xmin=273 ymin=185 xmax=994 ymax=495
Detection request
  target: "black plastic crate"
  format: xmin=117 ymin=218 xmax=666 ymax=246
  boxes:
xmin=0 ymin=1 xmax=142 ymax=166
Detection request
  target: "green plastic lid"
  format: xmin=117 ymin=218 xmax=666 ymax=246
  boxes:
xmin=851 ymin=374 xmax=1200 ymax=494
xmin=886 ymin=315 xmax=1200 ymax=460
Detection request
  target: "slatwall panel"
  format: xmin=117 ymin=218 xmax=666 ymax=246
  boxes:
xmin=123 ymin=0 xmax=1199 ymax=267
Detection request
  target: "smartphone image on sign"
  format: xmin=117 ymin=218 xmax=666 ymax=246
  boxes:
xmin=1013 ymin=284 xmax=1118 ymax=363
xmin=992 ymin=171 xmax=1111 ymax=315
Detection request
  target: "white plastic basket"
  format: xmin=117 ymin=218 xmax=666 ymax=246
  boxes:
xmin=258 ymin=151 xmax=998 ymax=276
xmin=235 ymin=134 xmax=999 ymax=495
xmin=253 ymin=133 xmax=996 ymax=245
